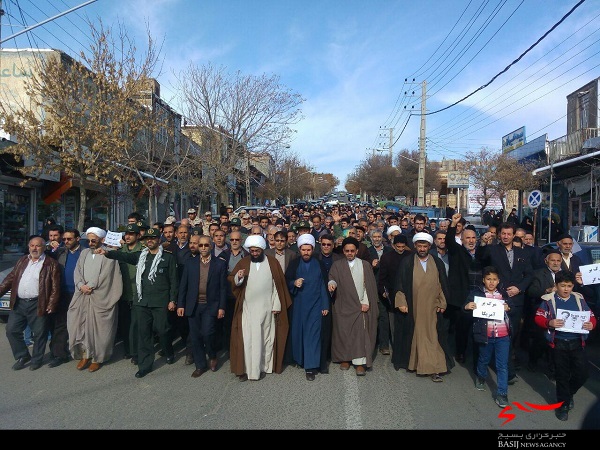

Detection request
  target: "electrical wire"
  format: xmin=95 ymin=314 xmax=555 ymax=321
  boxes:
xmin=424 ymin=0 xmax=587 ymax=116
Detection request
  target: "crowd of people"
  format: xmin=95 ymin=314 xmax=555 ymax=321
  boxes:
xmin=0 ymin=202 xmax=597 ymax=422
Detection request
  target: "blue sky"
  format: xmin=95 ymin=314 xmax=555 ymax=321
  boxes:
xmin=1 ymin=0 xmax=598 ymax=189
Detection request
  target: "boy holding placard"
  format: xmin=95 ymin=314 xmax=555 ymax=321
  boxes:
xmin=464 ymin=266 xmax=512 ymax=408
xmin=535 ymin=270 xmax=596 ymax=421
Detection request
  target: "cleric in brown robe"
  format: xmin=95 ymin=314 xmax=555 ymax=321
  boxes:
xmin=392 ymin=232 xmax=455 ymax=381
xmin=228 ymin=235 xmax=292 ymax=381
xmin=328 ymin=237 xmax=379 ymax=376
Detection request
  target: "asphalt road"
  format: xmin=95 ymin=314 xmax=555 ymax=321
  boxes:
xmin=0 ymin=321 xmax=599 ymax=434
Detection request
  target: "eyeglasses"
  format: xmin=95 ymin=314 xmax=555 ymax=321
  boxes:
xmin=230 ymin=238 xmax=241 ymax=242
xmin=88 ymin=239 xmax=99 ymax=244
xmin=320 ymin=243 xmax=332 ymax=247
xmin=275 ymin=239 xmax=286 ymax=242
xmin=198 ymin=244 xmax=210 ymax=248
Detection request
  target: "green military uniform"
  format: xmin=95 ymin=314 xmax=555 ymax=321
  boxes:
xmin=106 ymin=229 xmax=178 ymax=374
xmin=117 ymin=224 xmax=144 ymax=360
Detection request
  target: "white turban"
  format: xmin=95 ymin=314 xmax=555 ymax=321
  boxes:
xmin=297 ymin=233 xmax=315 ymax=248
xmin=86 ymin=227 xmax=107 ymax=239
xmin=243 ymin=235 xmax=266 ymax=250
xmin=412 ymin=232 xmax=433 ymax=244
xmin=386 ymin=225 xmax=401 ymax=236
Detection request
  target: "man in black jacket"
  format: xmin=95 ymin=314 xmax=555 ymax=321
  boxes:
xmin=445 ymin=214 xmax=483 ymax=366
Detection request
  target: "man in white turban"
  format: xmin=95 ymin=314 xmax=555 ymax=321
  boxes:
xmin=391 ymin=228 xmax=454 ymax=382
xmin=228 ymin=235 xmax=291 ymax=381
xmin=284 ymin=233 xmax=330 ymax=380
xmin=67 ymin=227 xmax=122 ymax=372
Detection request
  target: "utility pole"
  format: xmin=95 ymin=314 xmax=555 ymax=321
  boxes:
xmin=388 ymin=127 xmax=393 ymax=159
xmin=417 ymin=80 xmax=427 ymax=206
xmin=287 ymin=165 xmax=291 ymax=204
xmin=246 ymin=148 xmax=252 ymax=205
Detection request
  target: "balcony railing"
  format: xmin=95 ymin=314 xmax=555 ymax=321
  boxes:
xmin=548 ymin=128 xmax=599 ymax=163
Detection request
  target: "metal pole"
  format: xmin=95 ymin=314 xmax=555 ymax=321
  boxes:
xmin=548 ymin=163 xmax=553 ymax=242
xmin=246 ymin=150 xmax=251 ymax=206
xmin=287 ymin=165 xmax=291 ymax=204
xmin=417 ymin=80 xmax=427 ymax=206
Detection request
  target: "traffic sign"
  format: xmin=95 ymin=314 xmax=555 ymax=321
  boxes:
xmin=528 ymin=190 xmax=542 ymax=208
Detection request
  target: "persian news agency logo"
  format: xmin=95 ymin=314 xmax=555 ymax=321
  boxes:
xmin=498 ymin=400 xmax=564 ymax=426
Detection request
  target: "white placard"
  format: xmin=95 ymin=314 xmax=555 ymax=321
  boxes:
xmin=556 ymin=308 xmax=590 ymax=334
xmin=580 ymin=263 xmax=600 ymax=285
xmin=103 ymin=231 xmax=123 ymax=248
xmin=473 ymin=296 xmax=505 ymax=320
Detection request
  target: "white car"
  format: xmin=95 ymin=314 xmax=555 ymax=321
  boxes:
xmin=233 ymin=206 xmax=280 ymax=216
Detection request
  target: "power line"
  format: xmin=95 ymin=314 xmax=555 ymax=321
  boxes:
xmin=424 ymin=0 xmax=586 ymax=116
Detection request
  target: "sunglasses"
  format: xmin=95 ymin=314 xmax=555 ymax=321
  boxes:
xmin=230 ymin=238 xmax=241 ymax=242
xmin=198 ymin=244 xmax=210 ymax=247
xmin=320 ymin=243 xmax=333 ymax=247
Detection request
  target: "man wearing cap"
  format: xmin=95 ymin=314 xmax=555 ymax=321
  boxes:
xmin=228 ymin=235 xmax=291 ymax=381
xmin=285 ymin=234 xmax=330 ymax=381
xmin=328 ymin=237 xmax=379 ymax=376
xmin=201 ymin=211 xmax=213 ymax=235
xmin=136 ymin=220 xmax=150 ymax=237
xmin=240 ymin=213 xmax=252 ymax=235
xmin=392 ymin=232 xmax=454 ymax=382
xmin=228 ymin=217 xmax=247 ymax=243
xmin=187 ymin=208 xmax=202 ymax=227
xmin=226 ymin=204 xmax=234 ymax=218
xmin=100 ymin=227 xmax=179 ymax=378
xmin=67 ymin=227 xmax=123 ymax=373
xmin=289 ymin=220 xmax=321 ymax=255
xmin=116 ymin=223 xmax=144 ymax=364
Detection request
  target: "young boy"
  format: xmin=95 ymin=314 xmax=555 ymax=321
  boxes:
xmin=535 ymin=270 xmax=596 ymax=421
xmin=464 ymin=266 xmax=511 ymax=408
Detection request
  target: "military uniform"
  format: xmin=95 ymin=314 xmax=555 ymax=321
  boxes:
xmin=117 ymin=223 xmax=143 ymax=360
xmin=105 ymin=228 xmax=179 ymax=375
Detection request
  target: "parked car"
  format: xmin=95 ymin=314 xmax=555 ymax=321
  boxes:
xmin=233 ymin=206 xmax=279 ymax=216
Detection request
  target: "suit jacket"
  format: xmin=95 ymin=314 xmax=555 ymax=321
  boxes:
xmin=177 ymin=255 xmax=228 ymax=316
xmin=265 ymin=248 xmax=297 ymax=273
xmin=526 ymin=267 xmax=556 ymax=300
xmin=523 ymin=244 xmax=545 ymax=270
xmin=476 ymin=243 xmax=533 ymax=308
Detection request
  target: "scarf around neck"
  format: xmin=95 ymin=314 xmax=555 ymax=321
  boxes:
xmin=136 ymin=245 xmax=163 ymax=301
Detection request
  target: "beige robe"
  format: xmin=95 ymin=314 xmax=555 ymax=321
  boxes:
xmin=396 ymin=257 xmax=447 ymax=375
xmin=67 ymin=249 xmax=123 ymax=363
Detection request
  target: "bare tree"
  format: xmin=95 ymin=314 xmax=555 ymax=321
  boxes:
xmin=175 ymin=63 xmax=304 ymax=205
xmin=0 ymin=20 xmax=162 ymax=230
xmin=465 ymin=148 xmax=540 ymax=216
